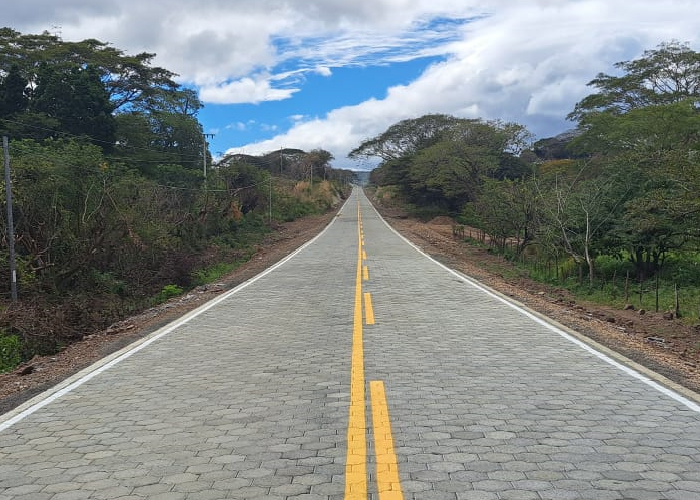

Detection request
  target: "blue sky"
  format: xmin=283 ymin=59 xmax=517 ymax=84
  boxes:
xmin=4 ymin=1 xmax=700 ymax=169
xmin=199 ymin=57 xmax=443 ymax=157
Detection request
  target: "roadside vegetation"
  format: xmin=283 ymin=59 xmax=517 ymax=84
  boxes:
xmin=0 ymin=28 xmax=353 ymax=371
xmin=360 ymin=42 xmax=700 ymax=323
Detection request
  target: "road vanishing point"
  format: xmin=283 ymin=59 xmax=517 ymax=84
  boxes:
xmin=1 ymin=188 xmax=700 ymax=500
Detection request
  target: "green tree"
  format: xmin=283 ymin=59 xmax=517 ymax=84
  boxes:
xmin=534 ymin=161 xmax=629 ymax=285
xmin=0 ymin=64 xmax=28 ymax=116
xmin=30 ymin=64 xmax=116 ymax=146
xmin=0 ymin=28 xmax=179 ymax=114
xmin=567 ymin=42 xmax=700 ymax=279
xmin=468 ymin=178 xmax=539 ymax=256
xmin=349 ymin=114 xmax=464 ymax=162
xmin=363 ymin=115 xmax=533 ymax=212
xmin=569 ymin=41 xmax=700 ymax=122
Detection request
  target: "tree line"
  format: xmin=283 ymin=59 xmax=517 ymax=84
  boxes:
xmin=0 ymin=28 xmax=353 ymax=362
xmin=360 ymin=41 xmax=700 ymax=288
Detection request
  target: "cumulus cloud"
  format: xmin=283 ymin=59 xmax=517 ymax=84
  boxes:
xmin=4 ymin=0 xmax=477 ymax=92
xmin=199 ymin=77 xmax=299 ymax=104
xmin=315 ymin=66 xmax=332 ymax=77
xmin=5 ymin=0 xmax=700 ymax=169
xmin=222 ymin=0 xmax=700 ymax=168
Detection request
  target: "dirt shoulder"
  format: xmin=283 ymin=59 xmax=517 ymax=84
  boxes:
xmin=0 ymin=209 xmax=340 ymax=415
xmin=3 ymin=192 xmax=699 ymax=415
xmin=370 ymin=196 xmax=700 ymax=400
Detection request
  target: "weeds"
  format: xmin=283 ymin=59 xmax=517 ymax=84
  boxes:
xmin=0 ymin=333 xmax=21 ymax=373
xmin=153 ymin=284 xmax=184 ymax=304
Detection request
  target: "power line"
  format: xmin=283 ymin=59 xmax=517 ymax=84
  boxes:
xmin=0 ymin=117 xmax=206 ymax=161
xmin=5 ymin=144 xmax=269 ymax=194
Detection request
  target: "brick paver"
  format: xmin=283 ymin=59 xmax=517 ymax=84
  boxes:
xmin=1 ymin=188 xmax=699 ymax=499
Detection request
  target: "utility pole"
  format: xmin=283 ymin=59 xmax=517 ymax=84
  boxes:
xmin=3 ymin=136 xmax=17 ymax=301
xmin=202 ymin=133 xmax=216 ymax=179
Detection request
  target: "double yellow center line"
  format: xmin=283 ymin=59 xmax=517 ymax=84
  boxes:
xmin=345 ymin=198 xmax=403 ymax=500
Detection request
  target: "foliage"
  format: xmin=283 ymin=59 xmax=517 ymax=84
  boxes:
xmin=349 ymin=114 xmax=464 ymax=162
xmin=466 ymin=178 xmax=539 ymax=256
xmin=0 ymin=27 xmax=180 ymax=114
xmin=366 ymin=115 xmax=532 ymax=212
xmin=153 ymin=284 xmax=184 ymax=304
xmin=366 ymin=41 xmax=700 ymax=296
xmin=30 ymin=64 xmax=116 ymax=146
xmin=0 ymin=333 xmax=21 ymax=373
xmin=0 ymin=30 xmax=351 ymax=360
xmin=191 ymin=262 xmax=238 ymax=287
xmin=0 ymin=27 xmax=204 ymax=166
xmin=568 ymin=41 xmax=700 ymax=121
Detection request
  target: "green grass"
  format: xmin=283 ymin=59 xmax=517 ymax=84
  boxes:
xmin=152 ymin=284 xmax=184 ymax=305
xmin=459 ymin=238 xmax=700 ymax=321
xmin=503 ymin=251 xmax=700 ymax=321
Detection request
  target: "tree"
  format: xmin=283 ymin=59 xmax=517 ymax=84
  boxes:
xmin=569 ymin=41 xmax=700 ymax=122
xmin=114 ymin=88 xmax=205 ymax=171
xmin=468 ymin=178 xmax=539 ymax=256
xmin=0 ymin=64 xmax=28 ymax=117
xmin=349 ymin=114 xmax=463 ymax=162
xmin=364 ymin=115 xmax=533 ymax=212
xmin=0 ymin=28 xmax=180 ymax=114
xmin=304 ymin=149 xmax=334 ymax=182
xmin=608 ymin=150 xmax=698 ymax=280
xmin=536 ymin=159 xmax=634 ymax=285
xmin=30 ymin=64 xmax=116 ymax=146
xmin=565 ymin=43 xmax=700 ymax=279
xmin=407 ymin=139 xmax=498 ymax=211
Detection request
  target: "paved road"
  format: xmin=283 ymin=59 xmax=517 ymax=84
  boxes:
xmin=1 ymin=188 xmax=700 ymax=500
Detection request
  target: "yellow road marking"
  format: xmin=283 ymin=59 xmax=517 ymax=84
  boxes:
xmin=346 ymin=196 xmax=402 ymax=499
xmin=363 ymin=293 xmax=375 ymax=325
xmin=345 ymin=199 xmax=367 ymax=499
xmin=370 ymin=381 xmax=404 ymax=500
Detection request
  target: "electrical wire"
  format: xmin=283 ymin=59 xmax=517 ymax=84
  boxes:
xmin=0 ymin=116 xmax=204 ymax=161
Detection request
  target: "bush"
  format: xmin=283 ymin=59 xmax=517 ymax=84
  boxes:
xmin=595 ymin=254 xmax=635 ymax=280
xmin=0 ymin=334 xmax=22 ymax=373
xmin=191 ymin=260 xmax=243 ymax=286
xmin=153 ymin=284 xmax=184 ymax=304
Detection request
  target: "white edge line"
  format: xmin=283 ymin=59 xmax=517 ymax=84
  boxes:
xmin=0 ymin=195 xmax=354 ymax=433
xmin=363 ymin=192 xmax=700 ymax=414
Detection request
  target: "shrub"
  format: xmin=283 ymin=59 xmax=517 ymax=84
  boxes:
xmin=153 ymin=284 xmax=184 ymax=304
xmin=0 ymin=334 xmax=22 ymax=373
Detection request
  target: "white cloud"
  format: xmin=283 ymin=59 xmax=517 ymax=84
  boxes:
xmin=222 ymin=0 xmax=700 ymax=168
xmin=4 ymin=0 xmax=479 ymax=96
xmin=199 ymin=77 xmax=299 ymax=104
xmin=226 ymin=122 xmax=249 ymax=132
xmin=5 ymin=0 xmax=700 ymax=169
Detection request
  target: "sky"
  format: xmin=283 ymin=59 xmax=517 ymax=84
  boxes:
xmin=3 ymin=1 xmax=700 ymax=170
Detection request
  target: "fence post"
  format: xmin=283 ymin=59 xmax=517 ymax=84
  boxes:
xmin=655 ymin=274 xmax=659 ymax=312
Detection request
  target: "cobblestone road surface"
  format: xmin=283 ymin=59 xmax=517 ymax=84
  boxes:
xmin=1 ymin=188 xmax=700 ymax=500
